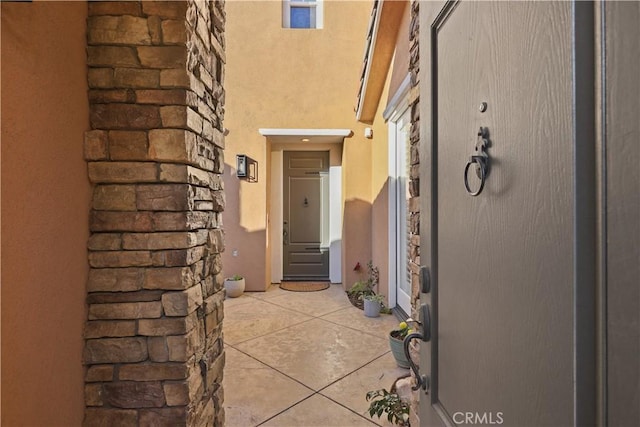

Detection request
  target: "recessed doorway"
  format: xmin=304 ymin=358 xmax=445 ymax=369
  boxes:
xmin=282 ymin=151 xmax=330 ymax=281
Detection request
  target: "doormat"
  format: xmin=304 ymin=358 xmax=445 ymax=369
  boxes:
xmin=280 ymin=282 xmax=330 ymax=292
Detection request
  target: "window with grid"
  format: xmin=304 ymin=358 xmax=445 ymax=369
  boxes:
xmin=283 ymin=0 xmax=323 ymax=29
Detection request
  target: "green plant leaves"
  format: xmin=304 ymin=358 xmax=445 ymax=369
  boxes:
xmin=365 ymin=388 xmax=410 ymax=426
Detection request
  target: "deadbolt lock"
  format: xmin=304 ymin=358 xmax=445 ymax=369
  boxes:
xmin=419 ymin=266 xmax=431 ymax=293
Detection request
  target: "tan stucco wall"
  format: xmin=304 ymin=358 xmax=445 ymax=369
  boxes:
xmin=339 ymin=136 xmax=372 ymax=288
xmin=1 ymin=2 xmax=89 ymax=425
xmin=368 ymin=4 xmax=411 ymax=303
xmin=224 ymin=1 xmax=373 ymax=290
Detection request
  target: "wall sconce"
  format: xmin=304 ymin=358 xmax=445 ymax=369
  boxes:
xmin=236 ymin=154 xmax=258 ymax=183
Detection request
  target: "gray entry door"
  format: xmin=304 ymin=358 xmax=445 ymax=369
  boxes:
xmin=283 ymin=151 xmax=330 ymax=280
xmin=419 ymin=1 xmax=596 ymax=425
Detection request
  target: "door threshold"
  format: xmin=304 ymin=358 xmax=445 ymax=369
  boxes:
xmin=392 ymin=306 xmax=409 ymax=321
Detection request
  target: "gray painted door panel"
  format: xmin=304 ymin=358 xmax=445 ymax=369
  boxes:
xmin=605 ymin=2 xmax=640 ymax=426
xmin=283 ymin=151 xmax=330 ymax=280
xmin=420 ymin=1 xmax=578 ymax=425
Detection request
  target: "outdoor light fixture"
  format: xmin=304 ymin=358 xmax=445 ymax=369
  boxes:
xmin=236 ymin=154 xmax=258 ymax=182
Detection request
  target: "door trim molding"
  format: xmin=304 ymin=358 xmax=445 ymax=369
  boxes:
xmin=426 ymin=2 xmax=461 ymax=424
xmin=383 ymin=73 xmax=411 ymax=121
xmin=594 ymin=2 xmax=607 ymax=424
xmin=388 ymin=100 xmax=411 ymax=313
xmin=269 ymin=149 xmax=342 ymax=284
xmin=572 ymin=1 xmax=597 ymax=424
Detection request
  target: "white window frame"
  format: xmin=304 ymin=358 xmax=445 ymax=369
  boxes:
xmin=386 ymin=74 xmax=412 ymax=314
xmin=283 ymin=0 xmax=324 ymax=29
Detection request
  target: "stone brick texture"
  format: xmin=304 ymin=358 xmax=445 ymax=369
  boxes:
xmin=408 ymin=0 xmax=420 ymax=317
xmin=408 ymin=2 xmax=421 ymax=426
xmin=83 ymin=1 xmax=226 ymax=426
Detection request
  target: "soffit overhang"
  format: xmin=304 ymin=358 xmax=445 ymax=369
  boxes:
xmin=355 ymin=0 xmax=407 ymax=124
xmin=258 ymin=128 xmax=353 ymax=144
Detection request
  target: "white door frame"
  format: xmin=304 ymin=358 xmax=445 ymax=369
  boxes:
xmin=386 ymin=75 xmax=412 ymax=313
xmin=270 ymin=148 xmax=342 ymax=284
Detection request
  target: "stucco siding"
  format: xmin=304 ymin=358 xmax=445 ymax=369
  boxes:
xmin=1 ymin=2 xmax=90 ymax=424
xmin=224 ymin=0 xmax=373 ymax=290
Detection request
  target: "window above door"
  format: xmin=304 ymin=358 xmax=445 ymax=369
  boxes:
xmin=283 ymin=0 xmax=323 ymax=29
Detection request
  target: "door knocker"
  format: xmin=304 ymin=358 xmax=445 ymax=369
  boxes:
xmin=464 ymin=127 xmax=491 ymax=196
xmin=303 ymin=197 xmax=309 ymax=207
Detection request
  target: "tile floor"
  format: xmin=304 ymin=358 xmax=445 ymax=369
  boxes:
xmin=223 ymin=284 xmax=409 ymax=427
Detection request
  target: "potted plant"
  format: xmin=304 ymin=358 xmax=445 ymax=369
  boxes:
xmin=346 ymin=280 xmax=374 ymax=309
xmin=366 ymin=388 xmax=410 ymax=426
xmin=224 ymin=274 xmax=245 ymax=298
xmin=389 ymin=321 xmax=411 ymax=368
xmin=361 ymin=293 xmax=384 ymax=318
xmin=346 ymin=261 xmax=379 ymax=310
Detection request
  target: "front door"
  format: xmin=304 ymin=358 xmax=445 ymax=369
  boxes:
xmin=419 ymin=1 xmax=596 ymax=425
xmin=283 ymin=151 xmax=330 ymax=280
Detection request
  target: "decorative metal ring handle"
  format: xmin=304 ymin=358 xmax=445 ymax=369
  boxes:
xmin=464 ymin=156 xmax=487 ymax=196
xmin=404 ymin=332 xmax=428 ymax=391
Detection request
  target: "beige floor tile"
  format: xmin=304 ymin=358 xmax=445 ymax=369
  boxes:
xmin=320 ymin=352 xmax=410 ymax=423
xmin=223 ymin=347 xmax=314 ymax=427
xmin=224 ymin=293 xmax=256 ymax=308
xmin=246 ymin=283 xmax=287 ymax=299
xmin=235 ymin=318 xmax=389 ymax=390
xmin=223 ymin=298 xmax=312 ymax=345
xmin=266 ymin=285 xmax=352 ymax=317
xmin=321 ymin=306 xmax=400 ymax=339
xmin=261 ymin=394 xmax=376 ymax=427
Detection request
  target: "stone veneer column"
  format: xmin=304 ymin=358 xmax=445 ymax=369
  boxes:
xmin=408 ymin=0 xmax=420 ymax=321
xmin=82 ymin=1 xmax=226 ymax=425
xmin=408 ymin=1 xmax=421 ymax=425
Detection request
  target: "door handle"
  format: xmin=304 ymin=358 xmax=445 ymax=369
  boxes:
xmin=464 ymin=127 xmax=491 ymax=196
xmin=283 ymin=226 xmax=289 ymax=245
xmin=404 ymin=333 xmax=429 ymax=392
xmin=403 ymin=304 xmax=431 ymax=392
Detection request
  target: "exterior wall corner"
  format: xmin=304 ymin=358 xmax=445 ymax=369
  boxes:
xmin=83 ymin=1 xmax=226 ymax=424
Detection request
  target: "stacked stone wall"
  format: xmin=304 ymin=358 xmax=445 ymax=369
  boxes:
xmin=83 ymin=1 xmax=226 ymax=425
xmin=408 ymin=0 xmax=420 ymax=321
xmin=408 ymin=1 xmax=421 ymax=425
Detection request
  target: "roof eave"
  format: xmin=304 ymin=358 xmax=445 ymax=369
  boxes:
xmin=355 ymin=0 xmax=407 ymax=124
